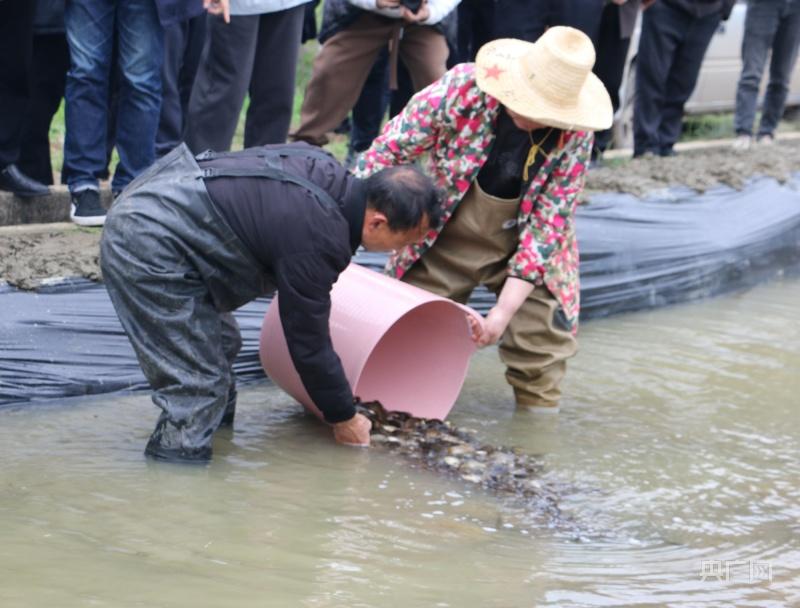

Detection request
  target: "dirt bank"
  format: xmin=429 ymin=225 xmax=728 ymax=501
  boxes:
xmin=1 ymin=140 xmax=798 ymax=290
xmin=587 ymin=139 xmax=800 ymax=197
xmin=0 ymin=225 xmax=102 ymax=290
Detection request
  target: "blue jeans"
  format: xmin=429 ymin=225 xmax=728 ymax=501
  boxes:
xmin=64 ymin=0 xmax=163 ymax=193
xmin=734 ymin=0 xmax=800 ymax=137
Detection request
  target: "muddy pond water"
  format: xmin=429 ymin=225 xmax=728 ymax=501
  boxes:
xmin=1 ymin=278 xmax=798 ymax=607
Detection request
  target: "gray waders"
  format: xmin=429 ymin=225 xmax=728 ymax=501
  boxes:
xmin=100 ymin=144 xmax=338 ymax=462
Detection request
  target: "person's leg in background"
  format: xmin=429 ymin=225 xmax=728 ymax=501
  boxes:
xmin=0 ymin=0 xmax=50 ymax=197
xmin=733 ymin=0 xmax=780 ymax=143
xmin=63 ymin=0 xmax=116 ymax=223
xmin=591 ymin=2 xmax=632 ymax=159
xmin=633 ymin=1 xmax=683 ymax=157
xmin=396 ymin=25 xmax=449 ymax=94
xmin=19 ymin=33 xmax=70 ymax=185
xmin=455 ymin=0 xmax=494 ymax=63
xmin=112 ymin=0 xmax=163 ymax=194
xmin=348 ymin=48 xmax=391 ymax=166
xmin=757 ymin=2 xmax=800 ymax=139
xmin=157 ymin=15 xmax=206 ymax=157
xmin=551 ymin=0 xmax=605 ymax=37
xmin=657 ymin=10 xmax=720 ymax=156
xmin=184 ymin=14 xmax=260 ymax=153
xmin=293 ymin=15 xmax=395 ymax=146
xmin=492 ymin=0 xmax=552 ymax=42
xmin=244 ymin=4 xmax=305 ymax=146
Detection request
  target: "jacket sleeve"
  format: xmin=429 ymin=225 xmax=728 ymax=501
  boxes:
xmin=507 ymin=131 xmax=592 ymax=282
xmin=354 ymin=67 xmax=456 ymax=176
xmin=275 ymin=251 xmax=355 ymax=424
xmin=423 ymin=0 xmax=460 ymax=25
xmin=347 ymin=0 xmax=402 ymax=17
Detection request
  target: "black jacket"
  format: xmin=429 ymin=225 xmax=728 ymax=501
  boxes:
xmin=200 ymin=144 xmax=367 ymax=424
xmin=663 ymin=0 xmax=736 ymax=19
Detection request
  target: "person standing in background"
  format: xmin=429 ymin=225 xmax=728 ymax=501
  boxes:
xmin=291 ymin=0 xmax=459 ymax=148
xmin=184 ymin=0 xmax=308 ymax=153
xmin=62 ymin=0 xmax=166 ymax=226
xmin=633 ymin=0 xmax=736 ymax=157
xmin=590 ymin=0 xmax=654 ymax=162
xmin=732 ymin=0 xmax=800 ymax=150
xmin=0 ymin=0 xmax=51 ymax=198
xmin=17 ymin=0 xmax=71 ymax=187
xmin=156 ymin=3 xmax=208 ymax=156
xmin=492 ymin=0 xmax=606 ymax=43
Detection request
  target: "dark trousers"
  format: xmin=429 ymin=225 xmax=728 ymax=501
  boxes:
xmin=157 ymin=14 xmax=207 ymax=157
xmin=634 ymin=2 xmax=721 ymax=156
xmin=18 ymin=34 xmax=71 ymax=185
xmin=592 ymin=3 xmax=633 ymax=153
xmin=734 ymin=0 xmax=800 ymax=137
xmin=456 ymin=0 xmax=495 ymax=62
xmin=0 ymin=1 xmax=36 ymax=169
xmin=350 ymin=48 xmax=391 ymax=154
xmin=185 ymin=6 xmax=305 ymax=153
xmin=493 ymin=0 xmax=604 ymax=41
xmin=349 ymin=51 xmax=415 ymax=155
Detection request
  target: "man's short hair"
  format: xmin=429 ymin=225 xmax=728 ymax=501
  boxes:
xmin=364 ymin=165 xmax=443 ymax=232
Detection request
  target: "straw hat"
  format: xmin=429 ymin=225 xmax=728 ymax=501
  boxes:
xmin=475 ymin=27 xmax=613 ymax=132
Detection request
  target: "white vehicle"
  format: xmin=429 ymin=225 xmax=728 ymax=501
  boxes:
xmin=612 ymin=0 xmax=800 ymax=148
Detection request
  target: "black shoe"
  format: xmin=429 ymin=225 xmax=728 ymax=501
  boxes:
xmin=144 ymin=420 xmax=212 ymax=464
xmin=70 ymin=189 xmax=107 ymax=227
xmin=0 ymin=164 xmax=50 ymax=197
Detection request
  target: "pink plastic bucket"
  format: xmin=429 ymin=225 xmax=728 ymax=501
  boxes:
xmin=259 ymin=263 xmax=479 ymax=420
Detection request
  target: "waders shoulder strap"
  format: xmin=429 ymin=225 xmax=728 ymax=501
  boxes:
xmin=195 ymin=146 xmax=336 ymax=165
xmin=199 ymin=165 xmax=340 ymax=210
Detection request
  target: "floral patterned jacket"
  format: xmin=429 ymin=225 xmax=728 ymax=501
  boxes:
xmin=353 ymin=63 xmax=592 ymax=333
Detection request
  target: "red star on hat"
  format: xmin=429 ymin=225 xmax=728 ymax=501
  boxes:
xmin=483 ymin=64 xmax=504 ymax=80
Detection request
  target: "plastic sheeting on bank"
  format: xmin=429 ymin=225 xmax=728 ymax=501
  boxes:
xmin=2 ymin=175 xmax=800 ymax=407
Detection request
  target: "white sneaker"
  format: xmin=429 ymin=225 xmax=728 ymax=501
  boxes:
xmin=756 ymin=133 xmax=775 ymax=146
xmin=732 ymin=134 xmax=751 ymax=151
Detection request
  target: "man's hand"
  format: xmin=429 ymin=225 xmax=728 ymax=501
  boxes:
xmin=333 ymin=413 xmax=372 ymax=447
xmin=204 ymin=0 xmax=230 ymax=23
xmin=642 ymin=0 xmax=657 ymax=9
xmin=376 ymin=0 xmax=401 ymax=7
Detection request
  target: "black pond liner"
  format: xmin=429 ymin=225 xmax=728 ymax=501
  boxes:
xmin=2 ymin=175 xmax=800 ymax=407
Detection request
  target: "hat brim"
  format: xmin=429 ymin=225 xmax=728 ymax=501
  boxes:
xmin=476 ymin=38 xmax=613 ymax=132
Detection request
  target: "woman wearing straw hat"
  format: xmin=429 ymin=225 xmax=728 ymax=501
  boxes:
xmin=354 ymin=26 xmax=612 ymax=412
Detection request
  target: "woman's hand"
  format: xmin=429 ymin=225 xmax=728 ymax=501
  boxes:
xmin=476 ymin=306 xmax=513 ymax=347
xmin=472 ymin=277 xmax=535 ymax=347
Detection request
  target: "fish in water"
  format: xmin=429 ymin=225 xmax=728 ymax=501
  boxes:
xmin=356 ymin=400 xmax=565 ymax=523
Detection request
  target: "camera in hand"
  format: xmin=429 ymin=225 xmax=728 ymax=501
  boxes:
xmin=400 ymin=0 xmax=423 ymax=12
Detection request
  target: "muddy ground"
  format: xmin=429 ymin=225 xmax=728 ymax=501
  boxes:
xmin=2 ymin=141 xmax=798 ymax=290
